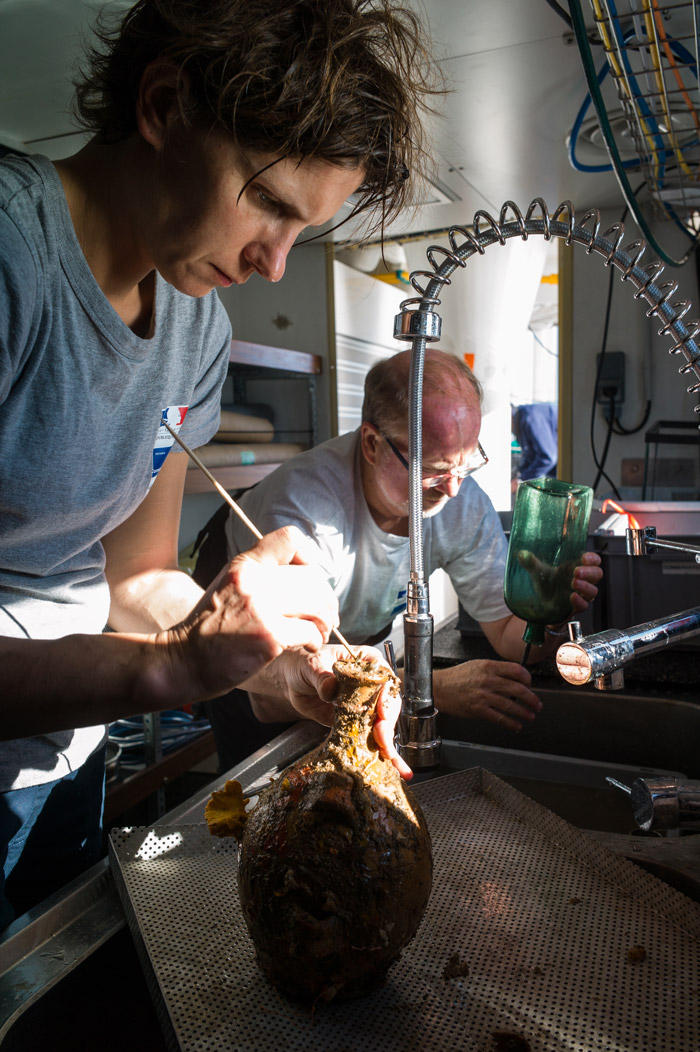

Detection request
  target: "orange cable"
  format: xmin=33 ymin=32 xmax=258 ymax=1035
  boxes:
xmin=601 ymin=497 xmax=640 ymax=529
xmin=651 ymin=0 xmax=700 ymax=162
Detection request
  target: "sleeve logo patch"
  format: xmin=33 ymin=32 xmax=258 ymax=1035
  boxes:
xmin=150 ymin=406 xmax=189 ymax=488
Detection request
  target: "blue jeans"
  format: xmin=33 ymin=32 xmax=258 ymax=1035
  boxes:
xmin=0 ymin=743 xmax=106 ymax=931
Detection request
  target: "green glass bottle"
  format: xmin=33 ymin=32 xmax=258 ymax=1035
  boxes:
xmin=504 ymin=477 xmax=593 ymax=646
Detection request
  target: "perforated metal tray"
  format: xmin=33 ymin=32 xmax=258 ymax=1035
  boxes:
xmin=109 ymin=768 xmax=700 ymax=1052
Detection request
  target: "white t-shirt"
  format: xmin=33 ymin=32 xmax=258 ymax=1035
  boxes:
xmin=226 ymin=430 xmax=510 ymax=644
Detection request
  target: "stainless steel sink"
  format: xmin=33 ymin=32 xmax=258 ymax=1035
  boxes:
xmin=437 ymin=684 xmax=700 ymax=777
xmin=409 ymin=740 xmax=684 ymax=836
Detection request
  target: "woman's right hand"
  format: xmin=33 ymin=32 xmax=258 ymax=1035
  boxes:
xmin=164 ymin=525 xmax=339 ymax=699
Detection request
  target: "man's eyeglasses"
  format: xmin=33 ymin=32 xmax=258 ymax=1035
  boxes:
xmin=377 ymin=429 xmax=488 ymax=487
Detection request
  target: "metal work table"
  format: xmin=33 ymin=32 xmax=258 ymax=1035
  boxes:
xmin=2 ymin=693 xmax=699 ymax=1049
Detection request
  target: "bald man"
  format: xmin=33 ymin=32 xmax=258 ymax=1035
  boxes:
xmin=213 ymin=349 xmax=601 ymax=767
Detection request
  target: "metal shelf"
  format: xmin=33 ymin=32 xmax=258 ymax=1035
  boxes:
xmin=184 ymin=339 xmax=322 ymax=495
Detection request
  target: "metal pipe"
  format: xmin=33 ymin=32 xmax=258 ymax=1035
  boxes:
xmin=647 ymin=537 xmax=700 ymax=558
xmin=626 ymin=525 xmax=700 ymax=560
xmin=556 ymin=606 xmax=700 ymax=686
xmin=407 ymin=339 xmax=426 ymax=584
xmin=395 ymin=310 xmax=441 ymax=765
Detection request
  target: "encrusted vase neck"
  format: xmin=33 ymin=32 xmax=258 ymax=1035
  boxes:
xmin=327 ymin=657 xmax=398 ymax=766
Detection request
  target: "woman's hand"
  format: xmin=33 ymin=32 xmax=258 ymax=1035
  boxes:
xmin=165 ymin=525 xmax=339 ymax=699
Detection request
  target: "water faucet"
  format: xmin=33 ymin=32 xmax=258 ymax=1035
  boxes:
xmin=556 ymin=526 xmax=700 ymax=690
xmin=556 ymin=609 xmax=700 ymax=690
xmin=392 ymin=311 xmax=442 ymax=769
xmin=606 ymin=774 xmax=700 ymax=832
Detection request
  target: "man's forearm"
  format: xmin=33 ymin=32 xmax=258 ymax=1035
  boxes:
xmin=489 ymin=613 xmax=567 ymax=664
xmin=481 ymin=613 xmax=545 ymax=663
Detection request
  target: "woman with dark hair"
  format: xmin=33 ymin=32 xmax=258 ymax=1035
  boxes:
xmin=0 ymin=0 xmax=436 ymax=927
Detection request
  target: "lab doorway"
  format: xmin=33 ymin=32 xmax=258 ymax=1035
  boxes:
xmin=509 ymin=238 xmax=560 ymax=506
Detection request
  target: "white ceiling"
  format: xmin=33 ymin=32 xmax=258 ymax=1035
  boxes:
xmin=353 ymin=0 xmax=626 ymax=240
xmin=0 ymin=0 xmax=626 ymax=238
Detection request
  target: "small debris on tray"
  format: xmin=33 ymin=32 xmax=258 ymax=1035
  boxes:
xmin=492 ymin=1032 xmax=531 ymax=1052
xmin=442 ymin=953 xmax=470 ymax=980
xmin=627 ymin=944 xmax=647 ymax=963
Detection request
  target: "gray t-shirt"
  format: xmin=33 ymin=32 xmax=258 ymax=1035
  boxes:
xmin=225 ymin=430 xmax=510 ymax=643
xmin=0 ymin=153 xmax=231 ymax=790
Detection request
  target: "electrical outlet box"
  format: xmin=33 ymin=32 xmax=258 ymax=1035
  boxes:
xmin=596 ymin=351 xmax=625 ymax=420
